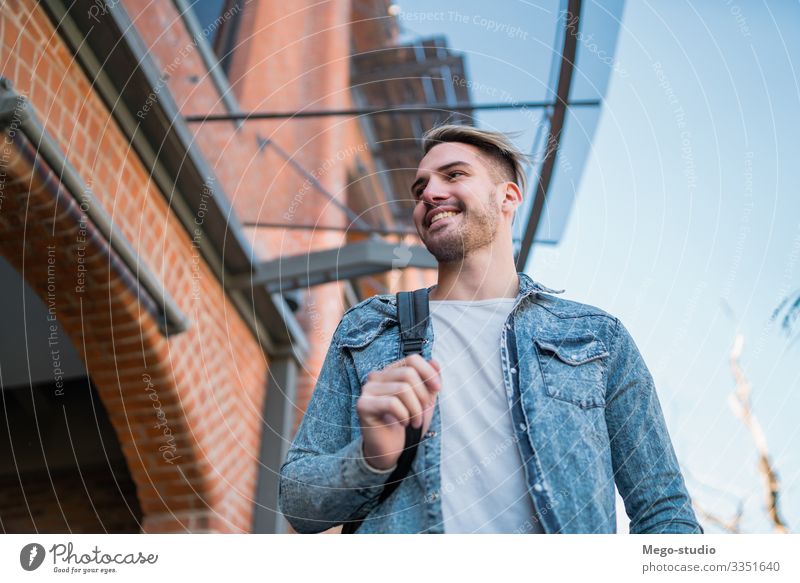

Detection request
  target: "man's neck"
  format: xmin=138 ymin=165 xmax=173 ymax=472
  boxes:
xmin=430 ymin=241 xmax=519 ymax=301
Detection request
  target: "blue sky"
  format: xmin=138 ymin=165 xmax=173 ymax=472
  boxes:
xmin=394 ymin=0 xmax=800 ymax=533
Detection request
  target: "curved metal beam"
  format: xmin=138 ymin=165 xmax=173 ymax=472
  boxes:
xmin=516 ymin=0 xmax=582 ymax=270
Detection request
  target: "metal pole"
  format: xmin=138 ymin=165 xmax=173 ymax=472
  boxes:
xmin=185 ymin=99 xmax=601 ymax=123
xmin=252 ymin=356 xmax=298 ymax=533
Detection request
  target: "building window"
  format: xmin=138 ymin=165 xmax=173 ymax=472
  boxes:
xmin=190 ymin=0 xmax=242 ymax=74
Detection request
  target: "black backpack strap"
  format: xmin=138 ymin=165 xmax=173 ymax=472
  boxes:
xmin=342 ymin=288 xmax=430 ymax=534
xmin=397 ymin=288 xmax=430 ymax=356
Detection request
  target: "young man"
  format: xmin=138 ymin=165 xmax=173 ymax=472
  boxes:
xmin=279 ymin=125 xmax=702 ymax=534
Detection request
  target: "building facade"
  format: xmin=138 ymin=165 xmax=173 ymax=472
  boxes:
xmin=0 ymin=0 xmax=456 ymax=533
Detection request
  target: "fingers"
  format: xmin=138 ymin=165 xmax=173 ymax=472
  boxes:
xmin=361 ymin=355 xmax=442 ymax=430
xmin=385 ymin=354 xmax=441 ymax=394
xmin=374 ymin=367 xmax=431 ymax=408
xmin=357 ymin=393 xmax=415 ymax=429
xmin=362 ymin=381 xmax=425 ymax=428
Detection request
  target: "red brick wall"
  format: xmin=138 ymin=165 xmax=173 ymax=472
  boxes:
xmin=1 ymin=1 xmax=267 ymax=533
xmin=1 ymin=0 xmax=431 ymax=534
xmin=125 ymin=0 xmax=371 ymax=431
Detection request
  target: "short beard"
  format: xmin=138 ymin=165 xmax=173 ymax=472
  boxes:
xmin=424 ymin=194 xmax=499 ymax=263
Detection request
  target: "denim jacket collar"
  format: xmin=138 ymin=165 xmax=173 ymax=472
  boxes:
xmin=336 ymin=273 xmax=565 ymax=349
xmin=377 ymin=272 xmax=564 ymax=309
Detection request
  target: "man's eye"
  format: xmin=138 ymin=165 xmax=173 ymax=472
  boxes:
xmin=448 ymin=171 xmax=465 ymax=179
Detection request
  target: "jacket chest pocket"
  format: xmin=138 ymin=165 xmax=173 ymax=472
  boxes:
xmin=341 ymin=319 xmax=399 ymax=387
xmin=534 ymin=336 xmax=609 ymax=409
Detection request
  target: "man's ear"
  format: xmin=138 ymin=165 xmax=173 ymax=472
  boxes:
xmin=500 ymin=181 xmax=523 ymax=213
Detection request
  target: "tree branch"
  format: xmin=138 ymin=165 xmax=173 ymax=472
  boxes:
xmin=728 ymin=333 xmax=790 ymax=534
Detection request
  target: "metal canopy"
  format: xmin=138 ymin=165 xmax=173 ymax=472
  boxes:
xmin=174 ymin=1 xmax=621 ymax=294
xmin=179 ymin=1 xmax=618 ymax=281
xmin=515 ymin=0 xmax=582 ymax=270
xmin=229 ymin=240 xmax=437 ymax=294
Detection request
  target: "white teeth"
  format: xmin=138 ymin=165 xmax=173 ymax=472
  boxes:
xmin=430 ymin=211 xmax=459 ymax=225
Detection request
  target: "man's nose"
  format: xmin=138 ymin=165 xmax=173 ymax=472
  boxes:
xmin=421 ymin=183 xmax=448 ymax=204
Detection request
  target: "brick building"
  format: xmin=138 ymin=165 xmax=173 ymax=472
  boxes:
xmin=0 ymin=0 xmax=472 ymax=533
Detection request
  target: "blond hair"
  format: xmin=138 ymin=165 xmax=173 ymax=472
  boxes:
xmin=421 ymin=124 xmax=529 ymax=195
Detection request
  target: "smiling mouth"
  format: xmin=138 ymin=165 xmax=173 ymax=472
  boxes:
xmin=428 ymin=210 xmax=460 ymax=227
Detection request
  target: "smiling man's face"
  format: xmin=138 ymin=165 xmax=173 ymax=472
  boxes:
xmin=411 ymin=142 xmax=507 ymax=263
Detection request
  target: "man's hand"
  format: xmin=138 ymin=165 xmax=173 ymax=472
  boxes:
xmin=356 ymin=355 xmax=441 ymax=471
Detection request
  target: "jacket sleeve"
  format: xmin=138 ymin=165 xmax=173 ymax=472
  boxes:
xmin=278 ymin=324 xmax=392 ymax=533
xmin=604 ymin=318 xmax=703 ymax=534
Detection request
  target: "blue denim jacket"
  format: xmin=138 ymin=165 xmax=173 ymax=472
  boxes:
xmin=279 ymin=274 xmax=702 ymax=534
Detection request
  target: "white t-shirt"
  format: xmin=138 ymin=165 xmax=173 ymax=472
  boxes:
xmin=430 ymin=298 xmax=544 ymax=533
